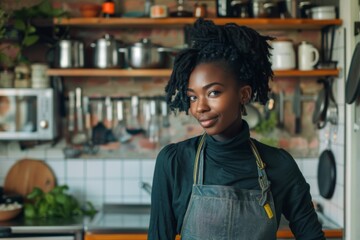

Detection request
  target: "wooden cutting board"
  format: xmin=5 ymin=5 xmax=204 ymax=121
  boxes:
xmin=4 ymin=158 xmax=56 ymax=197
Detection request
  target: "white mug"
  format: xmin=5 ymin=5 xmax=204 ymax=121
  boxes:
xmin=298 ymin=41 xmax=319 ymax=70
xmin=270 ymin=40 xmax=296 ymax=70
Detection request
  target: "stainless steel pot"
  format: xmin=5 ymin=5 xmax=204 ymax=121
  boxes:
xmin=120 ymin=38 xmax=169 ymax=69
xmin=56 ymin=40 xmax=84 ymax=68
xmin=91 ymin=34 xmax=125 ymax=69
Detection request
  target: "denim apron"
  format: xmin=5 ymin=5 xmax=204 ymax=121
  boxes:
xmin=180 ymin=134 xmax=278 ymax=240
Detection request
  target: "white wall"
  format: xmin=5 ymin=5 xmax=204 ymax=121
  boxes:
xmin=341 ymin=0 xmax=360 ymax=239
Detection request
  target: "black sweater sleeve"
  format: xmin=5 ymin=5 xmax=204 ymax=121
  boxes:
xmin=148 ymin=144 xmax=178 ymax=240
xmin=276 ymin=149 xmax=325 ymax=240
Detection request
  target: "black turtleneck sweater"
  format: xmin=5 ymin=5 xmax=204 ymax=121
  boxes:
xmin=148 ymin=121 xmax=324 ymax=240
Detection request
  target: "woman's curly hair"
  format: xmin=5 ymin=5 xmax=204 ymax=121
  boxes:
xmin=165 ymin=18 xmax=274 ymax=114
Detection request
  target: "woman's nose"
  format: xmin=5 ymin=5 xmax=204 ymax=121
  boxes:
xmin=196 ymin=97 xmax=210 ymax=113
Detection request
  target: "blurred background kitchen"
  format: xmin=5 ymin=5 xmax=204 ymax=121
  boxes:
xmin=1 ymin=0 xmax=360 ymax=238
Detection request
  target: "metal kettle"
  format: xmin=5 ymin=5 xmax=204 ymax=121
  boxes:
xmin=91 ymin=34 xmax=125 ymax=69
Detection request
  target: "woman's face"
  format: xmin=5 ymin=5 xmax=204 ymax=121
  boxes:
xmin=187 ymin=62 xmax=251 ymax=141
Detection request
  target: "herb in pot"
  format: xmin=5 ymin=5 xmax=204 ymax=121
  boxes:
xmin=24 ymin=185 xmax=97 ymax=219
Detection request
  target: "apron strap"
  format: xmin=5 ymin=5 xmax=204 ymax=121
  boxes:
xmin=249 ymin=139 xmax=271 ymax=206
xmin=193 ymin=133 xmax=206 ymax=184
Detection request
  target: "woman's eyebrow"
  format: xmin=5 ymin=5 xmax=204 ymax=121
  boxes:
xmin=187 ymin=82 xmax=225 ymax=92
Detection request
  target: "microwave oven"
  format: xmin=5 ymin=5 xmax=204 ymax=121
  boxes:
xmin=0 ymin=88 xmax=58 ymax=140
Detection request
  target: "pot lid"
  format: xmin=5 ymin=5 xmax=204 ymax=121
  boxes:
xmin=134 ymin=38 xmax=160 ymax=47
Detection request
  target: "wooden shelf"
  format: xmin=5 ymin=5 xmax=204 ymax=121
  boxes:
xmin=47 ymin=68 xmax=340 ymax=78
xmin=47 ymin=69 xmax=172 ymax=77
xmin=54 ymin=17 xmax=342 ymax=30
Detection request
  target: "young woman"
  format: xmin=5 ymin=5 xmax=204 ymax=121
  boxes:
xmin=148 ymin=19 xmax=324 ymax=240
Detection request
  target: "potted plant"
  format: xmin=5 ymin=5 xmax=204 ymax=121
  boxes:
xmin=0 ymin=0 xmax=67 ymax=69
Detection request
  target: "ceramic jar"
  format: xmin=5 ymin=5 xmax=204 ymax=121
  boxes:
xmin=270 ymin=39 xmax=296 ymax=70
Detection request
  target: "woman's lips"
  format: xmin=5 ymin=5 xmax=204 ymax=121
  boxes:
xmin=199 ymin=117 xmax=218 ymax=128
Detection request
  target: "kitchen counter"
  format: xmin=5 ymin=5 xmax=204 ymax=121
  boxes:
xmin=85 ymin=204 xmax=343 ymax=238
xmin=2 ymin=204 xmax=343 ymax=239
xmin=0 ymin=214 xmax=84 ymax=234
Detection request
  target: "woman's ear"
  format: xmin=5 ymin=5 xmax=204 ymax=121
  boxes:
xmin=239 ymin=85 xmax=252 ymax=104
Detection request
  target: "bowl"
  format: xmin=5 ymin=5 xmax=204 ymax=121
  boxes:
xmin=0 ymin=204 xmax=23 ymax=221
xmin=80 ymin=4 xmax=101 ymax=18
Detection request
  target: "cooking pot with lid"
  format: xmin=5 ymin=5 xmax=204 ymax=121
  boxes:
xmin=91 ymin=34 xmax=125 ymax=69
xmin=50 ymin=39 xmax=85 ymax=68
xmin=120 ymin=38 xmax=179 ymax=69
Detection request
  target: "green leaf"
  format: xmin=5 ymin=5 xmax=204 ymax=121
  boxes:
xmin=27 ymin=187 xmax=44 ymax=200
xmin=28 ymin=25 xmax=37 ymax=34
xmin=44 ymin=193 xmax=55 ymax=205
xmin=24 ymin=204 xmax=36 ymax=218
xmin=14 ymin=19 xmax=26 ymax=31
xmin=54 ymin=193 xmax=67 ymax=205
xmin=23 ymin=34 xmax=39 ymax=47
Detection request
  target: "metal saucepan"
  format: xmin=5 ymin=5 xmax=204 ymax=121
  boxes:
xmin=49 ymin=39 xmax=85 ymax=68
xmin=317 ymin=148 xmax=336 ymax=199
xmin=91 ymin=34 xmax=125 ymax=69
xmin=119 ymin=38 xmax=180 ymax=69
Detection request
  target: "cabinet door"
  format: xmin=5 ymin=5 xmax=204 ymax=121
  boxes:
xmin=85 ymin=233 xmax=147 ymax=240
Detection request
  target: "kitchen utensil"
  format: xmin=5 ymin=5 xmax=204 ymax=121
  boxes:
xmin=312 ymin=83 xmax=328 ymax=129
xmin=292 ymin=83 xmax=301 ymax=134
xmin=52 ymin=39 xmax=85 ymax=68
xmin=311 ymin=6 xmax=336 ymax=19
xmin=313 ymin=78 xmax=338 ymax=129
xmin=318 ymin=147 xmax=336 ymax=199
xmin=67 ymin=90 xmax=75 ymax=143
xmin=113 ymin=100 xmax=132 ymax=143
xmin=92 ymin=100 xmax=115 ymax=145
xmin=169 ymin=0 xmax=193 ymax=17
xmin=346 ymin=42 xmax=360 ymax=104
xmin=316 ymin=26 xmax=337 ymax=70
xmin=120 ymin=38 xmax=176 ymax=69
xmin=298 ymin=1 xmax=314 ymax=18
xmin=277 ymin=91 xmax=285 ymax=128
xmin=270 ymin=39 xmax=296 ymax=70
xmin=298 ymin=41 xmax=319 ymax=70
xmin=148 ymin=100 xmax=160 ymax=143
xmin=4 ymin=159 xmax=56 ymax=197
xmin=126 ymin=95 xmax=143 ymax=134
xmin=72 ymin=87 xmax=87 ymax=145
xmin=251 ymin=0 xmax=267 ymax=18
xmin=264 ymin=2 xmax=280 ymax=18
xmin=242 ymin=103 xmax=261 ymax=129
xmin=91 ymin=34 xmax=125 ymax=69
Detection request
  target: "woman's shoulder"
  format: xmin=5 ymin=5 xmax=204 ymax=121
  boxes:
xmin=156 ymin=135 xmax=202 ymax=164
xmin=250 ymin=138 xmax=297 ymax=167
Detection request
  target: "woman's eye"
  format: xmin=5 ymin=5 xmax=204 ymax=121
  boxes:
xmin=188 ymin=95 xmax=197 ymax=102
xmin=209 ymin=90 xmax=220 ymax=97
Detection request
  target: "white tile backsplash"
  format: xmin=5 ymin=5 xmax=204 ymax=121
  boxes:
xmin=123 ymin=179 xmax=142 ymax=196
xmin=123 ymin=159 xmax=141 ymax=178
xmin=45 ymin=159 xmax=65 ymax=179
xmin=86 ymin=160 xmax=104 ymax=179
xmin=105 ymin=179 xmax=122 ymax=196
xmin=85 ymin=179 xmax=104 ymax=198
xmin=302 ymin=158 xmax=318 ymax=178
xmin=104 ymin=160 xmax=122 ymax=178
xmin=141 ymin=160 xmax=156 ymax=179
xmin=67 ymin=159 xmax=85 ymax=178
